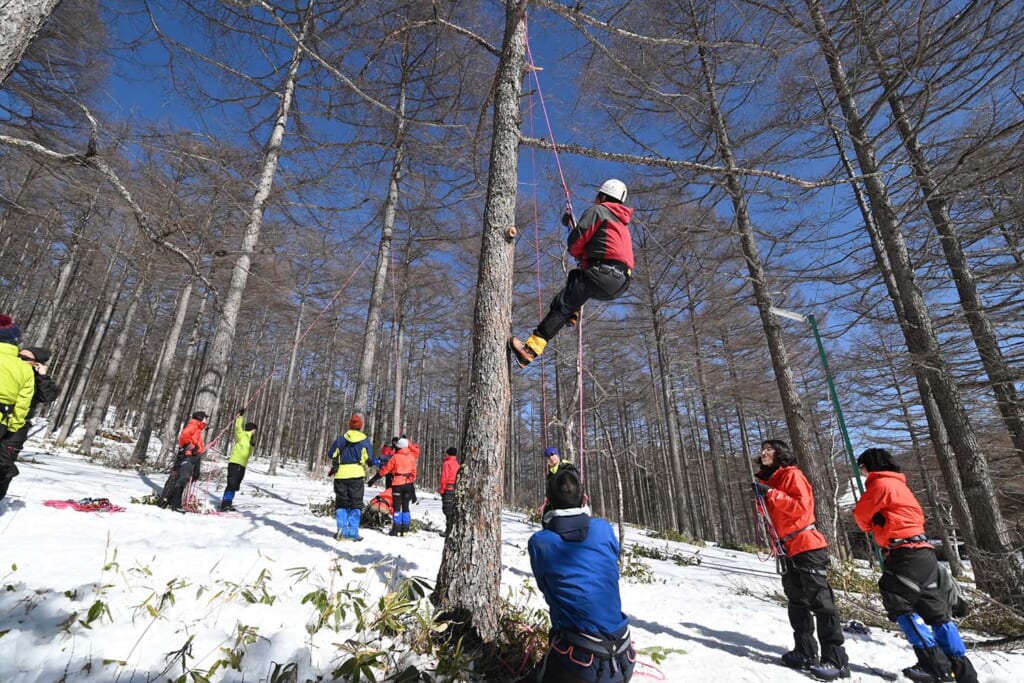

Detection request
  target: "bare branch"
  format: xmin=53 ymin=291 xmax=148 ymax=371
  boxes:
xmin=0 ymin=112 xmax=217 ymax=299
xmin=519 ymin=134 xmax=853 ymax=189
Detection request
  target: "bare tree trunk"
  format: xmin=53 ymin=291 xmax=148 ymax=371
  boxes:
xmin=686 ymin=281 xmax=735 ymax=546
xmin=852 ymin=1 xmax=1024 ymax=466
xmin=636 ymin=246 xmax=685 ymax=532
xmin=0 ymin=0 xmax=62 ymax=88
xmin=685 ymin=5 xmax=835 ymax=546
xmin=392 ymin=322 xmax=404 ymax=434
xmin=194 ymin=6 xmax=312 ymax=416
xmin=805 ymin=0 xmax=1024 ymax=604
xmin=433 ymin=0 xmax=526 ymax=643
xmin=80 ymin=261 xmax=149 ymax=453
xmin=816 ymin=82 xmax=977 ymax=555
xmin=158 ymin=290 xmax=209 ymax=467
xmin=354 ymin=77 xmax=405 ymax=420
xmin=56 ymin=264 xmax=128 ymax=444
xmin=268 ymin=299 xmax=304 ymax=475
xmin=132 ymin=277 xmax=194 ymax=462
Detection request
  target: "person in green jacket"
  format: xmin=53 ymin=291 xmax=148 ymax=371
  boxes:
xmin=327 ymin=412 xmax=373 ymax=541
xmin=0 ymin=315 xmax=35 ymax=502
xmin=220 ymin=409 xmax=257 ymax=512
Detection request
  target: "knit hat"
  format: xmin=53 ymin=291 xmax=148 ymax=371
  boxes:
xmin=857 ymin=447 xmax=901 ymax=473
xmin=348 ymin=413 xmax=364 ymax=430
xmin=192 ymin=411 xmax=208 ymax=421
xmin=19 ymin=346 xmax=51 ymax=364
xmin=396 ymin=437 xmax=409 ymax=449
xmin=0 ymin=315 xmax=20 ymax=344
xmin=544 ymin=447 xmax=559 ymax=458
xmin=445 ymin=447 xmax=457 ymax=456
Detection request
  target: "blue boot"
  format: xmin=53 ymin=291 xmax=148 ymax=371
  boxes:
xmin=335 ymin=509 xmax=347 ymax=540
xmin=348 ymin=509 xmax=363 ymax=541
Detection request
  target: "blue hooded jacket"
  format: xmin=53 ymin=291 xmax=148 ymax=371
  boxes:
xmin=527 ymin=508 xmax=630 ymax=637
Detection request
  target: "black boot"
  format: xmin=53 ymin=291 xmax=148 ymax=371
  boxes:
xmin=949 ymin=656 xmax=977 ymax=683
xmin=389 ymin=524 xmax=400 ymax=536
xmin=903 ymin=646 xmax=953 ymax=682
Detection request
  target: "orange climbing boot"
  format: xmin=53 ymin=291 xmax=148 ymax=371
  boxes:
xmin=510 ymin=334 xmax=547 ymax=368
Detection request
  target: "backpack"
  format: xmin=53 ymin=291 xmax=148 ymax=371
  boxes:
xmin=936 ymin=561 xmax=970 ymax=618
xmin=335 ymin=440 xmax=365 ymax=466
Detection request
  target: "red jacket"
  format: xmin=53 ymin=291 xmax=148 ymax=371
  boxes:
xmin=568 ymin=202 xmax=634 ymax=269
xmin=853 ymin=471 xmax=930 ymax=551
xmin=763 ymin=465 xmax=828 ymax=556
xmin=379 ymin=443 xmax=419 ymax=486
xmin=178 ymin=418 xmax=207 ymax=455
xmin=439 ymin=454 xmax=460 ymax=494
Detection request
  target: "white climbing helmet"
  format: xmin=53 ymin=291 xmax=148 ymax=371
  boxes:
xmin=597 ymin=178 xmax=628 ymax=202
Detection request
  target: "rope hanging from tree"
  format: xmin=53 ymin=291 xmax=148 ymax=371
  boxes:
xmin=523 ymin=18 xmax=588 ymax=480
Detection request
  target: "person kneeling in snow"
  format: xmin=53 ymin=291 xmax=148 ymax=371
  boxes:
xmin=520 ymin=464 xmax=635 ymax=683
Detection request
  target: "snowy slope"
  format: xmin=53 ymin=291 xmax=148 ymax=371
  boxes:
xmin=1 ymin=436 xmax=1022 ymax=682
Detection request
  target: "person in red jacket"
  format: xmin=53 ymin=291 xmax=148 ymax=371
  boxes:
xmin=162 ymin=411 xmax=208 ymax=512
xmin=853 ymin=448 xmax=977 ymax=683
xmin=510 ymin=178 xmax=634 ymax=368
xmin=373 ymin=437 xmax=419 ymax=536
xmin=753 ymin=439 xmax=849 ymax=681
xmin=438 ymin=446 xmax=460 ymax=537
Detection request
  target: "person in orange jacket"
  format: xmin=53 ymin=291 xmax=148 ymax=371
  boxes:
xmin=853 ymin=448 xmax=977 ymax=683
xmin=372 ymin=436 xmax=418 ymax=536
xmin=753 ymin=439 xmax=849 ymax=681
xmin=163 ymin=411 xmax=208 ymax=511
xmin=438 ymin=447 xmax=460 ymax=537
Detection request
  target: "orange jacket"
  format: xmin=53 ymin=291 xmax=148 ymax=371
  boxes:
xmin=379 ymin=443 xmax=418 ymax=486
xmin=439 ymin=454 xmax=460 ymax=494
xmin=178 ymin=418 xmax=207 ymax=455
xmin=763 ymin=465 xmax=828 ymax=556
xmin=853 ymin=471 xmax=930 ymax=551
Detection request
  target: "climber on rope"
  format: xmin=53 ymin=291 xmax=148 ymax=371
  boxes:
xmin=510 ymin=178 xmax=634 ymax=369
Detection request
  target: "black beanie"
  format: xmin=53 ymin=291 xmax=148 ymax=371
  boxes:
xmin=21 ymin=346 xmax=52 ymax=364
xmin=192 ymin=411 xmax=208 ymax=421
xmin=446 ymin=447 xmax=457 ymax=456
xmin=857 ymin=447 xmax=901 ymax=473
xmin=546 ymin=464 xmax=584 ymax=509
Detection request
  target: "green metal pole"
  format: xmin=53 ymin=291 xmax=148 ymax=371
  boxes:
xmin=807 ymin=313 xmax=884 ymax=567
xmin=807 ymin=313 xmax=863 ymax=495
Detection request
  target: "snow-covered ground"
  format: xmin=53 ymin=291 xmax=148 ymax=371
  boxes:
xmin=1 ymin=433 xmax=1021 ymax=682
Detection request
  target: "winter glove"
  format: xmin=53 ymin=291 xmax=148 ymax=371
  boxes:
xmin=367 ymin=474 xmax=381 ymax=487
xmin=561 ymin=211 xmax=574 ymax=228
xmin=871 ymin=512 xmax=886 ymax=527
xmin=752 ymin=481 xmax=771 ymax=497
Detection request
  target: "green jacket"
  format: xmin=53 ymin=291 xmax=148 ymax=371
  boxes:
xmin=0 ymin=342 xmax=34 ymax=433
xmin=228 ymin=415 xmax=256 ymax=466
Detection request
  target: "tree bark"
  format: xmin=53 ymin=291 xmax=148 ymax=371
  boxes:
xmin=433 ymin=0 xmax=527 ymax=644
xmin=805 ymin=0 xmax=1024 ymax=604
xmin=194 ymin=5 xmax=312 ymax=418
xmin=0 ymin=0 xmax=62 ymax=89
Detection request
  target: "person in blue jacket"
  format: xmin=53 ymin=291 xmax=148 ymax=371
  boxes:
xmin=522 ymin=464 xmax=635 ymax=683
xmin=327 ymin=413 xmax=373 ymax=541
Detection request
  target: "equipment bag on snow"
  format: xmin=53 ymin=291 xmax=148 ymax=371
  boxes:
xmin=936 ymin=560 xmax=970 ymax=618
